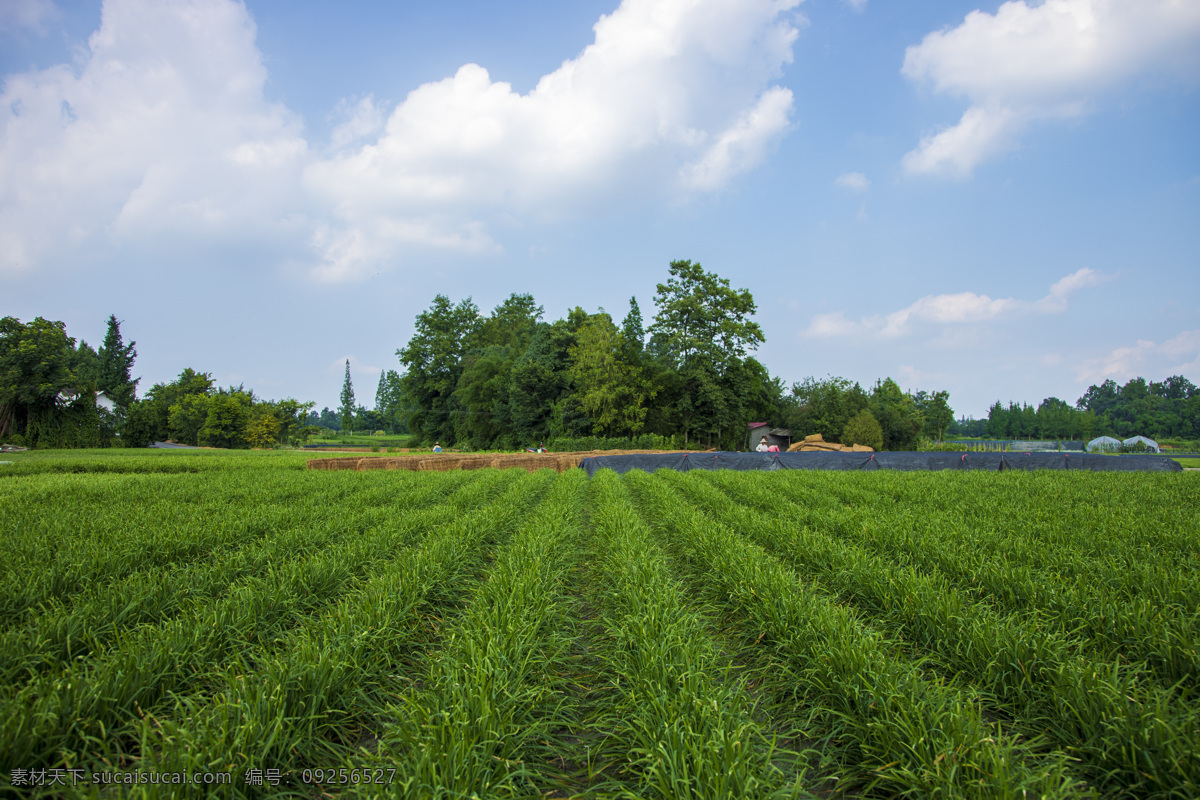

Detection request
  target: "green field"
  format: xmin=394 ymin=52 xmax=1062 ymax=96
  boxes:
xmin=1 ymin=451 xmax=1197 ymax=799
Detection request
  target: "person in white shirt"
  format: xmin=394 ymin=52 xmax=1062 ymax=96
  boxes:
xmin=755 ymin=439 xmax=768 ymax=452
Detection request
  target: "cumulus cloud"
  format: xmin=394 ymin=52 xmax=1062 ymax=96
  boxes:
xmin=901 ymin=0 xmax=1200 ymax=177
xmin=307 ymin=0 xmax=803 ymax=279
xmin=1076 ymin=330 xmax=1200 ymax=384
xmin=0 ymin=0 xmax=803 ymax=282
xmin=804 ymin=267 xmax=1104 ymax=339
xmin=328 ymin=95 xmax=386 ymax=153
xmin=0 ymin=0 xmax=58 ymax=33
xmin=0 ymin=0 xmax=307 ymax=274
xmin=834 ymin=171 xmax=870 ymax=191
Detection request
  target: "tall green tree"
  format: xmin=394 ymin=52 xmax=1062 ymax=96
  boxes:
xmin=621 ymin=296 xmax=645 ymax=361
xmin=398 ymin=295 xmax=481 ymax=444
xmin=915 ymin=389 xmax=953 ymax=442
xmin=97 ymin=315 xmax=138 ymax=411
xmin=506 ymin=320 xmax=582 ymax=444
xmin=569 ymin=312 xmax=652 ymax=437
xmin=339 ymin=359 xmax=355 ymax=433
xmin=784 ymin=376 xmax=870 ymax=443
xmin=451 ymin=294 xmax=543 ymax=448
xmin=647 ymin=260 xmax=765 ymax=446
xmin=139 ymin=368 xmax=213 ymax=442
xmin=374 ymin=369 xmax=406 ymax=434
xmin=0 ymin=316 xmax=78 ymax=440
xmin=869 ymin=379 xmax=923 ymax=450
xmin=648 ymin=260 xmax=764 ymax=371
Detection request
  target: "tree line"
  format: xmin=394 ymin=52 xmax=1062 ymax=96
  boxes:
xmin=17 ymin=261 xmax=1184 ymax=453
xmin=1 ymin=315 xmax=137 ymax=447
xmin=372 ymin=261 xmax=959 ymax=452
xmin=0 ymin=315 xmax=314 ymax=449
xmin=976 ymin=376 xmax=1199 ymax=442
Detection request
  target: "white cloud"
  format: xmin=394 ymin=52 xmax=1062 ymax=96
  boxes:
xmin=902 ymin=0 xmax=1200 ymax=177
xmin=804 ymin=267 xmax=1104 ymax=339
xmin=834 ymin=171 xmax=870 ymax=191
xmin=0 ymin=0 xmax=57 ymax=33
xmin=0 ymin=0 xmax=307 ymax=274
xmin=680 ymin=86 xmax=794 ymax=191
xmin=805 ymin=311 xmax=858 ymax=338
xmin=1036 ymin=266 xmax=1107 ymax=311
xmin=328 ymin=95 xmax=386 ymax=152
xmin=1076 ymin=330 xmax=1200 ymax=384
xmin=1 ymin=0 xmax=804 ymax=283
xmin=841 ymin=0 xmax=867 ymax=13
xmin=307 ymin=0 xmax=803 ymax=279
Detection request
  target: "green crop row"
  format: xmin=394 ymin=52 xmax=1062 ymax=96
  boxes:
xmin=0 ymin=471 xmax=481 ymax=682
xmin=582 ymin=469 xmax=804 ymax=799
xmin=0 ymin=469 xmax=529 ymax=771
xmin=130 ymin=469 xmax=555 ymax=797
xmin=352 ymin=468 xmax=585 ymax=798
xmin=624 ymin=469 xmax=1087 ymax=799
xmin=0 ymin=453 xmax=1194 ymax=799
xmin=670 ymin=469 xmax=1198 ymax=796
xmin=769 ymin=473 xmax=1200 ymax=688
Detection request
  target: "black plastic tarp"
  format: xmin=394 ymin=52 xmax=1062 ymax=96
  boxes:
xmin=577 ymin=451 xmax=1183 ymax=476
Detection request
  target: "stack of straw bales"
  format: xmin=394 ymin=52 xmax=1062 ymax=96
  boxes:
xmin=307 ymin=449 xmax=685 ymax=474
xmin=786 ymin=433 xmax=873 ymax=453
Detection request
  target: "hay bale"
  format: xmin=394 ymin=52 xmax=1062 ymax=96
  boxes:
xmin=850 ymin=444 xmax=874 ymax=452
xmin=803 ymin=433 xmax=825 ymax=443
xmin=308 ymin=448 xmax=686 ymax=474
xmin=786 ymin=442 xmax=805 ymax=452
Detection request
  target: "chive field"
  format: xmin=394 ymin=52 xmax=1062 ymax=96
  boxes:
xmin=1 ymin=451 xmax=1197 ymax=799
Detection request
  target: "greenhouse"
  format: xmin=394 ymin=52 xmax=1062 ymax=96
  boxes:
xmin=1086 ymin=436 xmax=1121 ymax=453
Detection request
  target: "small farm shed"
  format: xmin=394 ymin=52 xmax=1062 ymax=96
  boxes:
xmin=1086 ymin=436 xmax=1121 ymax=453
xmin=1122 ymin=435 xmax=1160 ymax=453
xmin=55 ymin=389 xmax=117 ymax=411
xmin=748 ymin=423 xmax=791 ymax=450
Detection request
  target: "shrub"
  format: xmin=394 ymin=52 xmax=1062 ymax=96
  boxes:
xmin=843 ymin=409 xmax=884 ymax=451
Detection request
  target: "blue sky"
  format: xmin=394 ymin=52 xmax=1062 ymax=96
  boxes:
xmin=2 ymin=0 xmax=1198 ymax=419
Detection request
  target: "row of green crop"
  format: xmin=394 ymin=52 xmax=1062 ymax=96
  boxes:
xmin=0 ymin=467 xmax=456 ymax=625
xmin=781 ymin=473 xmax=1200 ymax=688
xmin=624 ymin=470 xmax=1087 ymax=798
xmin=349 ymin=469 xmax=587 ymax=798
xmin=131 ymin=469 xmax=556 ymax=795
xmin=0 ymin=469 xmax=532 ymax=771
xmin=581 ymin=470 xmax=806 ymax=799
xmin=0 ymin=470 xmax=482 ymax=683
xmin=2 ymin=464 xmax=1194 ymax=798
xmin=665 ymin=469 xmax=1199 ymax=796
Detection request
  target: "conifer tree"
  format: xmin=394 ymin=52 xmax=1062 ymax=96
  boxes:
xmin=338 ymin=362 xmax=355 ymax=431
xmin=97 ymin=315 xmax=138 ymax=410
xmin=339 ymin=359 xmax=355 ymax=433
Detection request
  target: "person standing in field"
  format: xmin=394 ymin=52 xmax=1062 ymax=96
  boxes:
xmin=756 ymin=439 xmax=768 ymax=452
xmin=433 ymin=442 xmax=442 ymax=453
